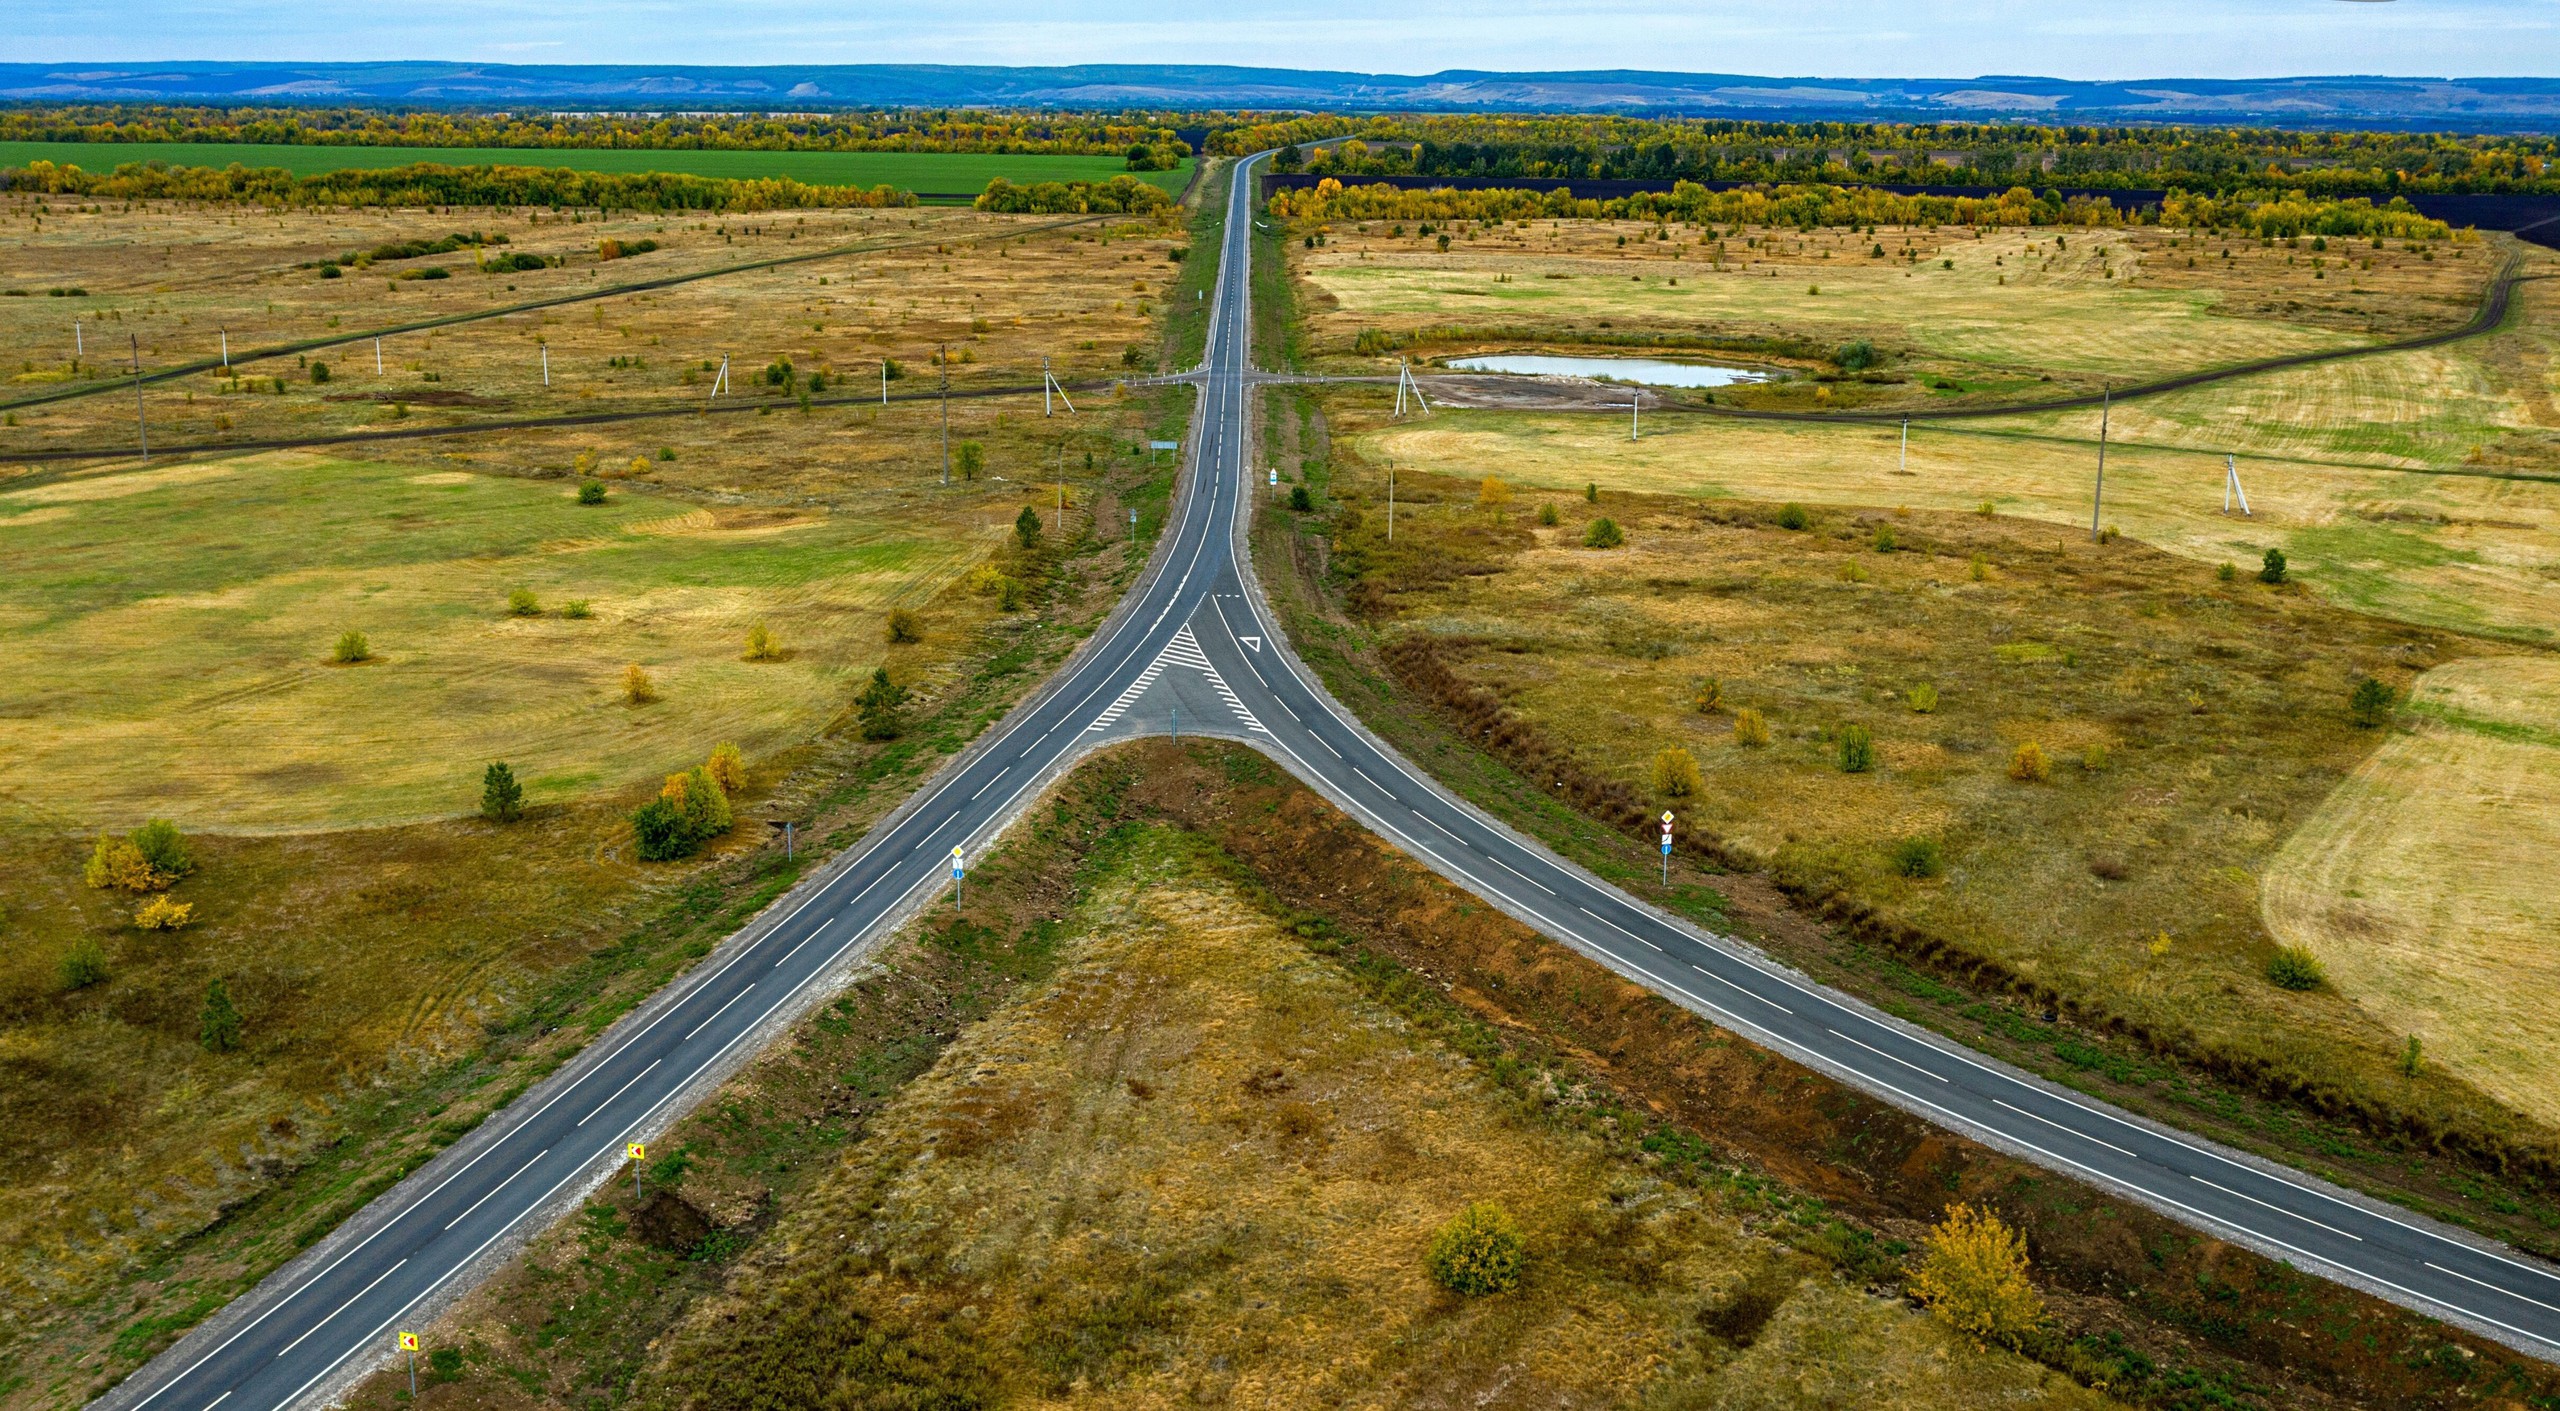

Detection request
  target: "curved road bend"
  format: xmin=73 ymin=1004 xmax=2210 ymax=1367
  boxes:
xmin=98 ymin=153 xmax=2560 ymax=1411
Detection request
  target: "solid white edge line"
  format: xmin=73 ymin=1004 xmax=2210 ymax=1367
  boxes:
xmin=1828 ymin=1027 xmax=1948 ymax=1083
xmin=572 ymin=1058 xmax=660 ymax=1128
xmin=442 ymin=1149 xmax=548 ymax=1232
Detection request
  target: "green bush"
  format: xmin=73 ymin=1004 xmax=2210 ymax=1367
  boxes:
xmin=1583 ymin=482 xmax=1598 ymax=504
xmin=1834 ymin=339 xmax=1877 ymax=371
xmin=562 ymin=599 xmax=593 ymax=619
xmin=2350 ymin=676 xmax=2400 ymax=728
xmin=2266 ymin=946 xmax=2326 ymax=991
xmin=1776 ymin=503 xmax=1810 ymax=531
xmin=1891 ymin=836 xmax=1944 ymax=879
xmin=1837 ymin=724 xmax=1876 ymax=773
xmin=956 ymin=441 xmax=985 ymax=481
xmin=333 ymin=629 xmax=372 ymax=663
xmin=199 ymin=978 xmax=242 ymax=1052
xmin=632 ymin=798 xmax=692 ymax=861
xmin=1290 ymin=484 xmax=1314 ymax=512
xmin=59 ymin=937 xmax=109 ymax=991
xmin=1582 ymin=517 xmax=1623 ymax=548
xmin=857 ymin=666 xmax=910 ymax=741
xmin=886 ymin=608 xmax=924 ymax=644
xmin=1426 ymin=1202 xmax=1526 ymax=1296
xmin=309 ymin=361 xmax=330 ymax=384
xmin=1873 ymin=525 xmax=1897 ymax=552
xmin=1015 ymin=505 xmax=1043 ymax=550
xmin=129 ymin=819 xmax=193 ymax=880
xmin=2259 ymin=547 xmax=2288 ymax=584
xmin=577 ymin=480 xmax=608 ymax=505
xmin=1907 ymin=683 xmax=1938 ymax=714
xmin=2218 ymin=561 xmax=2238 ymax=583
xmin=481 ymin=762 xmax=524 ymax=822
xmin=507 ymin=587 xmax=541 ymax=617
xmin=1536 ymin=501 xmax=1558 ymax=526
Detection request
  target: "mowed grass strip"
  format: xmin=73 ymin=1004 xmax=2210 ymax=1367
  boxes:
xmin=0 ymin=452 xmax=993 ymax=830
xmin=0 ymin=140 xmax=1191 ymax=196
xmin=2265 ymin=655 xmax=2560 ymax=1128
xmin=632 ymin=827 xmax=2108 ymax=1409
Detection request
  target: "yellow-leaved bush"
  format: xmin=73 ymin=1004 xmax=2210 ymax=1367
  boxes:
xmin=1910 ymin=1203 xmax=2046 ymax=1347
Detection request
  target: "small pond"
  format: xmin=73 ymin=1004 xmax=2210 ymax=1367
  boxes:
xmin=1446 ymin=353 xmax=1772 ymax=388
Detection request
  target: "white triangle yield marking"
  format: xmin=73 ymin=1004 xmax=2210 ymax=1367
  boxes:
xmin=1086 ymin=624 xmax=1266 ymax=734
xmin=1239 ymin=636 xmax=1261 ymax=652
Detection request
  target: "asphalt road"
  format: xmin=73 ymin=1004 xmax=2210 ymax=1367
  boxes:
xmin=99 ymin=151 xmax=2560 ymax=1411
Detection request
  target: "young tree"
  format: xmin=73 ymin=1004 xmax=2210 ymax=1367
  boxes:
xmin=508 ymin=587 xmax=541 ymax=617
xmin=1014 ymin=505 xmax=1043 ymax=550
xmin=1837 ymin=724 xmax=1876 ymax=773
xmin=1290 ymin=485 xmax=1315 ymax=512
xmin=333 ymin=629 xmax=373 ymax=664
xmin=85 ymin=833 xmax=164 ymax=892
xmin=856 ymin=667 xmax=910 ymax=741
xmin=631 ymin=797 xmax=691 ymax=861
xmin=707 ymin=741 xmax=747 ymax=796
xmin=2007 ymin=741 xmax=2051 ymax=782
xmin=1911 ymin=1204 xmax=2045 ymax=1347
xmin=885 ymin=609 xmax=925 ymax=644
xmin=578 ymin=480 xmax=608 ymax=505
xmin=2259 ymin=547 xmax=2289 ymax=584
xmin=1426 ymin=1202 xmax=1526 ymax=1296
xmin=622 ymin=663 xmax=656 ymax=704
xmin=956 ymin=441 xmax=985 ymax=481
xmin=743 ymin=621 xmax=780 ymax=661
xmin=1582 ymin=517 xmax=1623 ymax=548
xmin=200 ymin=978 xmax=243 ymax=1052
xmin=1477 ymin=476 xmax=1510 ymax=507
xmin=1732 ymin=707 xmax=1772 ymax=747
xmin=59 ymin=936 xmax=110 ymax=991
xmin=668 ymin=766 xmax=733 ymax=840
xmin=481 ymin=762 xmax=524 ymax=822
xmin=2350 ymin=675 xmax=2400 ymax=728
xmin=129 ymin=820 xmax=192 ymax=881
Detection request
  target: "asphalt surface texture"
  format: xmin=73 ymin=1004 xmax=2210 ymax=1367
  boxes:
xmin=98 ymin=152 xmax=2560 ymax=1411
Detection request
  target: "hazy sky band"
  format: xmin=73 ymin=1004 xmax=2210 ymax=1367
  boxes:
xmin=2 ymin=0 xmax=2552 ymax=82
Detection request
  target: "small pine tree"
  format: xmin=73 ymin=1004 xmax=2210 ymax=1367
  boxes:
xmin=1837 ymin=724 xmax=1876 ymax=773
xmin=1873 ymin=525 xmax=1897 ymax=553
xmin=857 ymin=667 xmax=910 ymax=741
xmin=1652 ymin=746 xmax=1703 ymax=798
xmin=1907 ymin=683 xmax=1938 ymax=714
xmin=2349 ymin=676 xmax=2400 ymax=728
xmin=1583 ymin=482 xmax=1598 ymax=504
xmin=1426 ymin=1202 xmax=1526 ymax=1296
xmin=2007 ymin=741 xmax=2051 ymax=782
xmin=59 ymin=936 xmax=109 ymax=991
xmin=481 ymin=762 xmax=524 ymax=822
xmin=508 ymin=587 xmax=541 ymax=617
xmin=1775 ymin=503 xmax=1810 ymax=531
xmin=1911 ymin=1204 xmax=2045 ymax=1347
xmin=1015 ymin=505 xmax=1043 ymax=550
xmin=2259 ymin=547 xmax=2288 ymax=584
xmin=1582 ymin=517 xmax=1623 ymax=548
xmin=197 ymin=979 xmax=243 ymax=1052
xmin=1891 ymin=836 xmax=1944 ymax=879
xmin=2401 ymin=1035 xmax=2424 ymax=1076
xmin=2217 ymin=561 xmax=2238 ymax=583
xmin=1289 ymin=484 xmax=1314 ymax=512
xmin=1536 ymin=501 xmax=1559 ymax=526
xmin=578 ymin=480 xmax=608 ymax=505
xmin=2266 ymin=945 xmax=2326 ymax=991
xmin=1692 ymin=677 xmax=1723 ymax=713
xmin=130 ymin=820 xmax=191 ymax=881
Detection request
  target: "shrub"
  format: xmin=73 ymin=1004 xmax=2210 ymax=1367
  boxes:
xmin=1907 ymin=683 xmax=1938 ymax=714
xmin=309 ymin=361 xmax=330 ymax=384
xmin=1968 ymin=553 xmax=1990 ymax=582
xmin=707 ymin=742 xmax=747 ymax=796
xmin=199 ymin=978 xmax=243 ymax=1052
xmin=666 ymin=766 xmax=734 ymax=840
xmin=658 ymin=445 xmax=677 ymax=461
xmin=59 ymin=937 xmax=109 ymax=991
xmin=1290 ymin=484 xmax=1315 ymax=512
xmin=333 ymin=629 xmax=372 ymax=663
xmin=886 ymin=608 xmax=925 ymax=644
xmin=319 ymin=263 xmax=343 ymax=279
xmin=2007 ymin=742 xmax=2051 ymax=782
xmin=1652 ymin=746 xmax=1703 ymax=798
xmin=135 ymin=896 xmax=193 ymax=931
xmin=2259 ymin=547 xmax=2288 ymax=584
xmin=2080 ymin=743 xmax=2110 ymax=772
xmin=507 ymin=587 xmax=541 ymax=616
xmin=1732 ymin=708 xmax=1771 ymax=747
xmin=1837 ymin=561 xmax=1870 ymax=583
xmin=1976 ymin=499 xmax=1996 ymax=518
xmin=622 ymin=663 xmax=656 ymax=704
xmin=1015 ymin=506 xmax=1043 ymax=550
xmin=1584 ymin=482 xmax=1598 ymax=504
xmin=1837 ymin=724 xmax=1876 ymax=773
xmin=857 ymin=666 xmax=910 ymax=740
xmin=2217 ymin=561 xmax=2238 ymax=583
xmin=2349 ymin=676 xmax=2400 ymax=728
xmin=481 ymin=762 xmax=524 ymax=822
xmin=2266 ymin=945 xmax=2326 ymax=991
xmin=998 ymin=577 xmax=1024 ymax=612
xmin=956 ymin=441 xmax=985 ymax=481
xmin=562 ymin=599 xmax=593 ymax=619
xmin=85 ymin=834 xmax=165 ymax=892
xmin=1834 ymin=339 xmax=1877 ymax=371
xmin=1692 ymin=677 xmax=1723 ymax=713
xmin=744 ymin=621 xmax=780 ymax=661
xmin=1582 ymin=517 xmax=1623 ymax=548
xmin=1775 ymin=503 xmax=1810 ymax=531
xmin=1426 ymin=1202 xmax=1526 ymax=1296
xmin=1873 ymin=526 xmax=1897 ymax=552
xmin=1891 ymin=836 xmax=1945 ymax=879
xmin=1477 ymin=476 xmax=1510 ymax=506
xmin=1911 ymin=1204 xmax=2045 ymax=1347
xmin=1536 ymin=501 xmax=1558 ymax=526
xmin=631 ymin=797 xmax=692 ymax=861
xmin=578 ymin=480 xmax=608 ymax=505
xmin=130 ymin=820 xmax=192 ymax=881
xmin=2401 ymin=1035 xmax=2424 ymax=1077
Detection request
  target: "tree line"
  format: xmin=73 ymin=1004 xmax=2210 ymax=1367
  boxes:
xmin=1267 ymin=176 xmax=2458 ymax=239
xmin=973 ymin=175 xmax=1177 ymax=215
xmin=1218 ymin=114 xmax=2560 ymax=196
xmin=0 ymin=158 xmax=917 ymax=212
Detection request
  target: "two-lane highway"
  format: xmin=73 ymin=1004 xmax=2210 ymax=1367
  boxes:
xmin=103 ymin=150 xmax=2560 ymax=1411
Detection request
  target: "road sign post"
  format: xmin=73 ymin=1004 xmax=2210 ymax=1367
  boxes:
xmin=951 ymin=846 xmax=965 ymax=911
xmin=1660 ymin=811 xmax=1675 ymax=885
xmin=627 ymin=1141 xmax=646 ymax=1201
xmin=399 ymin=1331 xmax=419 ymax=1395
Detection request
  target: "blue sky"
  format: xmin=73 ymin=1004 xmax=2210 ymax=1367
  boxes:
xmin=3 ymin=0 xmax=2550 ymax=80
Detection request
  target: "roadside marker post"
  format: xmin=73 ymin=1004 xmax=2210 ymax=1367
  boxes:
xmin=1660 ymin=811 xmax=1674 ymax=885
xmin=627 ymin=1141 xmax=646 ymax=1201
xmin=951 ymin=846 xmax=966 ymax=911
xmin=399 ymin=1331 xmax=419 ymax=1395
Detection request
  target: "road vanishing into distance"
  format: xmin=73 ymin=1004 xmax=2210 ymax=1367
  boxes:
xmin=101 ymin=152 xmax=2560 ymax=1411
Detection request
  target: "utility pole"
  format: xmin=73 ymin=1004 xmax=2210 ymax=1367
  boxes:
xmin=1899 ymin=417 xmax=1909 ymax=474
xmin=75 ymin=319 xmax=82 ymax=359
xmin=882 ymin=357 xmax=889 ymax=406
xmin=2224 ymin=453 xmax=2253 ymax=516
xmin=1387 ymin=467 xmax=1394 ymax=543
xmin=1043 ymin=355 xmax=1052 ymax=417
xmin=129 ymin=334 xmax=148 ymax=464
xmin=541 ymin=342 xmax=550 ymax=388
xmin=939 ymin=345 xmax=950 ymax=485
xmin=375 ymin=336 xmax=383 ymax=376
xmin=1630 ymin=393 xmax=1641 ymax=441
xmin=2089 ymin=386 xmax=2110 ymax=541
xmin=220 ymin=329 xmax=229 ymax=371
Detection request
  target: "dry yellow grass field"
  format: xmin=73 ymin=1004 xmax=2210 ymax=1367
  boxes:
xmin=2264 ymin=655 xmax=2560 ymax=1128
xmin=636 ymin=830 xmax=2111 ymax=1409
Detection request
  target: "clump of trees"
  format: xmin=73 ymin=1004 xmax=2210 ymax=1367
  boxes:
xmin=2 ymin=158 xmax=917 ymax=213
xmin=86 ymin=819 xmax=192 ymax=893
xmin=1911 ymin=1203 xmax=2045 ymax=1347
xmin=1426 ymin=1201 xmax=1526 ymax=1296
xmin=974 ymin=175 xmax=1177 ymax=216
xmin=857 ymin=668 xmax=910 ymax=741
xmin=632 ymin=752 xmax=740 ymax=862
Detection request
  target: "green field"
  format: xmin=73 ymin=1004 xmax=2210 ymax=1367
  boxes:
xmin=0 ymin=141 xmax=1191 ymax=200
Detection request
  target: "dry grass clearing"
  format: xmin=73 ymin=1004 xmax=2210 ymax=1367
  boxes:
xmin=0 ymin=450 xmax=994 ymax=830
xmin=1294 ymin=216 xmax=2497 ymax=391
xmin=2265 ymin=655 xmax=2560 ymax=1128
xmin=631 ymin=828 xmax=2109 ymax=1410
